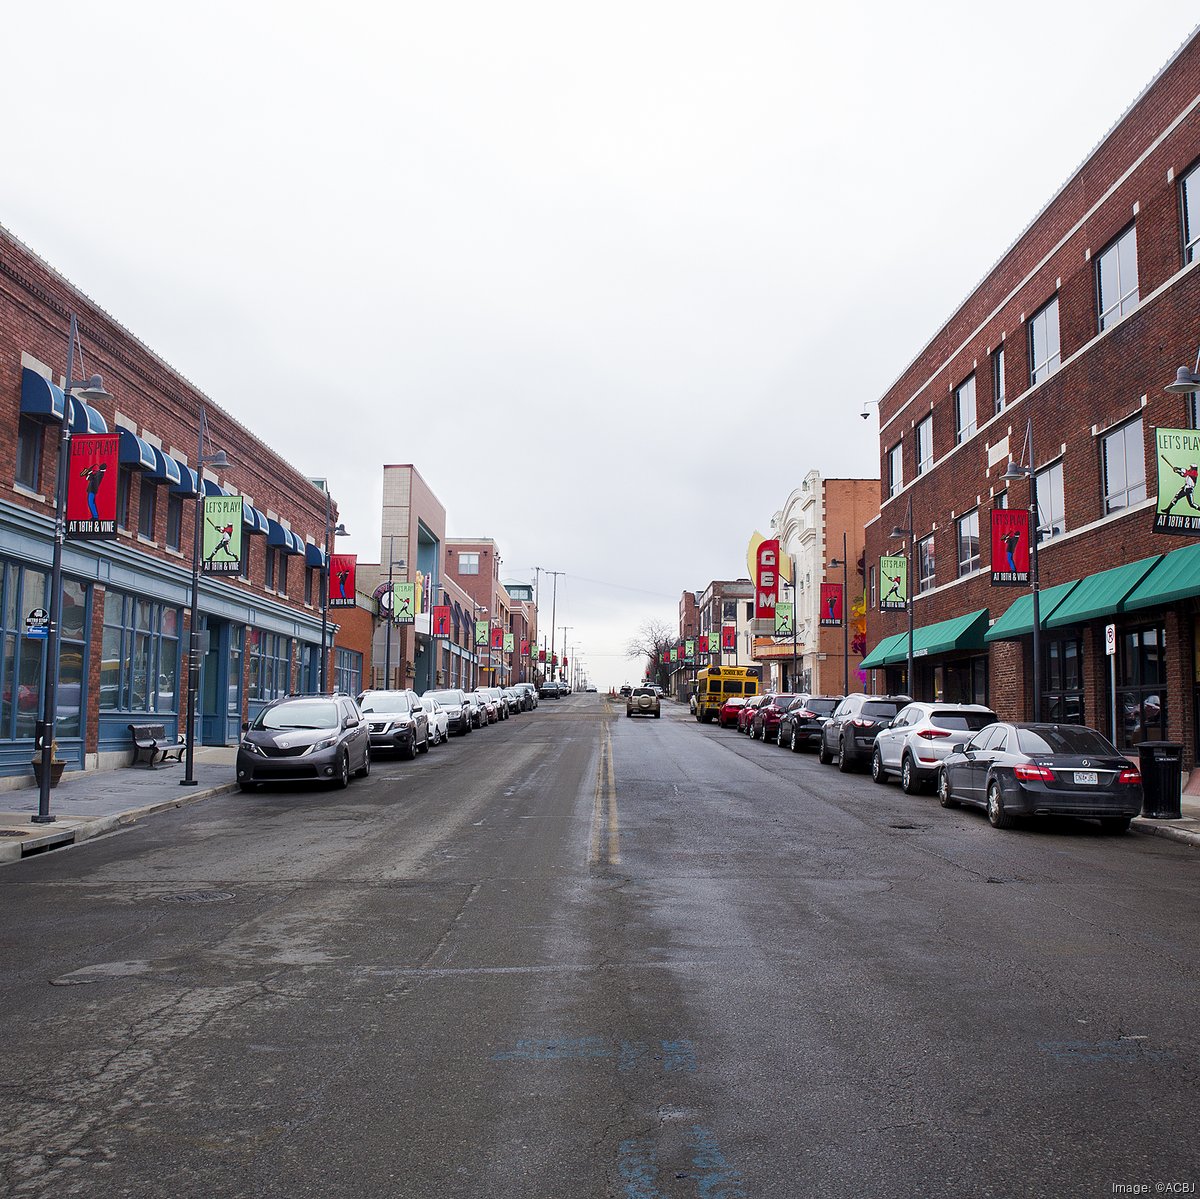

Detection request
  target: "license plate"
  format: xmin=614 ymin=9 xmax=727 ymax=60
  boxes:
xmin=1074 ymin=771 xmax=1098 ymax=785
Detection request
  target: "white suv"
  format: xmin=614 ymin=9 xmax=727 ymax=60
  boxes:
xmin=871 ymin=702 xmax=997 ymax=794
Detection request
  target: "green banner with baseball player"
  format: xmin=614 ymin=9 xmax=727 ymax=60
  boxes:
xmin=392 ymin=582 xmax=416 ymax=623
xmin=474 ymin=619 xmax=489 ymax=647
xmin=774 ymin=602 xmax=794 ymax=636
xmin=202 ymin=496 xmax=243 ymax=573
xmin=503 ymin=632 xmax=515 ymax=653
xmin=707 ymin=631 xmax=720 ymax=654
xmin=880 ymin=555 xmax=908 ymax=611
xmin=1154 ymin=427 xmax=1200 ymax=535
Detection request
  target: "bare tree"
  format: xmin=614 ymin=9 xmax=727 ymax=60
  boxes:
xmin=626 ymin=618 xmax=676 ymax=689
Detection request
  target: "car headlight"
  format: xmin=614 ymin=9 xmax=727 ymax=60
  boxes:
xmin=240 ymin=740 xmax=265 ymax=756
xmin=311 ymin=736 xmax=339 ymax=753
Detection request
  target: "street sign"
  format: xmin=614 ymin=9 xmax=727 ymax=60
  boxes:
xmin=25 ymin=608 xmax=48 ymax=639
xmin=1105 ymin=623 xmax=1117 ymax=656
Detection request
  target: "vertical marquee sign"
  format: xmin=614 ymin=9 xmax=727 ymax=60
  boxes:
xmin=66 ymin=433 xmax=119 ymax=538
xmin=329 ymin=554 xmax=357 ymax=607
xmin=755 ymin=538 xmax=780 ymax=619
xmin=879 ymin=555 xmax=908 ymax=612
xmin=202 ymin=495 xmax=243 ymax=573
xmin=990 ymin=507 xmax=1030 ymax=585
xmin=1154 ymin=427 xmax=1200 ymax=535
xmin=819 ymin=582 xmax=843 ymax=627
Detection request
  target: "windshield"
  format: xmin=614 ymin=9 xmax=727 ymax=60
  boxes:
xmin=862 ymin=700 xmax=905 ymax=719
xmin=359 ymin=694 xmax=410 ymax=714
xmin=805 ymin=699 xmax=839 ymax=716
xmin=427 ymin=691 xmax=463 ymax=705
xmin=1017 ymin=726 xmax=1118 ymax=756
xmin=932 ymin=710 xmax=997 ymax=731
xmin=256 ymin=700 xmax=338 ymax=730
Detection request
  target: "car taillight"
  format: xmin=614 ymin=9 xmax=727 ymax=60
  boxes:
xmin=797 ymin=709 xmax=815 ymax=719
xmin=1014 ymin=763 xmax=1055 ymax=782
xmin=851 ymin=718 xmax=874 ymax=727
xmin=1117 ymin=767 xmax=1142 ymax=785
xmin=915 ymin=728 xmax=951 ymax=738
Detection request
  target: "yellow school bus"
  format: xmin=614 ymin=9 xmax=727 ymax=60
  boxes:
xmin=695 ymin=665 xmax=760 ymax=723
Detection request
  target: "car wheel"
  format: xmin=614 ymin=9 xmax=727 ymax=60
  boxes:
xmin=818 ymin=737 xmax=833 ymax=765
xmin=871 ymin=748 xmax=887 ymax=784
xmin=790 ymin=727 xmax=800 ymax=753
xmin=937 ymin=768 xmax=958 ymax=808
xmin=335 ymin=751 xmax=351 ymax=789
xmin=900 ymin=754 xmax=921 ymax=795
xmin=1100 ymin=816 xmax=1132 ymax=834
xmin=401 ymin=733 xmax=417 ymax=761
xmin=987 ymin=780 xmax=1014 ymax=829
xmin=356 ymin=746 xmax=371 ymax=778
xmin=838 ymin=738 xmax=853 ymax=772
xmin=418 ymin=728 xmax=430 ymax=754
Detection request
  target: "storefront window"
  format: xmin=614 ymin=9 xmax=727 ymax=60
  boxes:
xmin=1042 ymin=636 xmax=1084 ymax=726
xmin=335 ymin=648 xmax=363 ymax=696
xmin=100 ymin=590 xmax=181 ymax=714
xmin=1117 ymin=625 xmax=1167 ymax=747
xmin=249 ymin=632 xmax=292 ymax=701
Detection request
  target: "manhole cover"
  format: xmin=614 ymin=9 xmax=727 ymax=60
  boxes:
xmin=158 ymin=890 xmax=235 ymax=904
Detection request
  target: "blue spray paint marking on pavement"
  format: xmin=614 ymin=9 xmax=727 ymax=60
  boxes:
xmin=493 ymin=1036 xmax=698 ymax=1073
xmin=684 ymin=1125 xmax=747 ymax=1199
xmin=1038 ymin=1039 xmax=1176 ymax=1065
xmin=617 ymin=1138 xmax=663 ymax=1199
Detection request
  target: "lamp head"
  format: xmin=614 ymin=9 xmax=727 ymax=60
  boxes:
xmin=1165 ymin=365 xmax=1200 ymax=394
xmin=888 ymin=525 xmax=907 ymax=539
xmin=74 ymin=374 xmax=112 ymax=403
xmin=334 ymin=523 xmax=349 ymax=537
xmin=1003 ymin=459 xmax=1026 ymax=480
xmin=205 ymin=450 xmax=231 ymax=469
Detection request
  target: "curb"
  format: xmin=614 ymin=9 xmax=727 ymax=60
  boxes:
xmin=0 ymin=780 xmax=238 ymax=865
xmin=1131 ymin=818 xmax=1200 ymax=848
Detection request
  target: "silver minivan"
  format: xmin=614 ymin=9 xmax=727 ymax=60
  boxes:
xmin=871 ymin=701 xmax=997 ymax=793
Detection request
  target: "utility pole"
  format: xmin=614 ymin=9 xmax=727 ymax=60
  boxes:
xmin=559 ymin=626 xmax=572 ymax=682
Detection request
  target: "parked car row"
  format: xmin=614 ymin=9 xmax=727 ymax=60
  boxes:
xmin=538 ymin=680 xmax=572 ymax=699
xmin=235 ymin=682 xmax=541 ymax=791
xmin=707 ymin=688 xmax=1146 ymax=834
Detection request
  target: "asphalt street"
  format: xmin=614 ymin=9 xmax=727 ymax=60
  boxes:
xmin=1 ymin=694 xmax=1198 ymax=1199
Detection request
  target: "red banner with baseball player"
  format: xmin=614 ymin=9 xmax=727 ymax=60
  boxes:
xmin=990 ymin=507 xmax=1030 ymax=585
xmin=490 ymin=626 xmax=505 ymax=651
xmin=520 ymin=639 xmax=530 ymax=657
xmin=329 ymin=554 xmax=357 ymax=608
xmin=539 ymin=648 xmax=546 ymax=662
xmin=721 ymin=625 xmax=736 ymax=652
xmin=755 ymin=538 xmax=780 ymax=619
xmin=66 ymin=433 xmax=119 ymax=539
xmin=431 ymin=604 xmax=451 ymax=638
xmin=819 ymin=582 xmax=843 ymax=627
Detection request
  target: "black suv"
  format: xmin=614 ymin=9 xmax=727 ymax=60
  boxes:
xmin=817 ymin=693 xmax=912 ymax=772
xmin=236 ymin=693 xmax=370 ymax=791
xmin=778 ymin=695 xmax=843 ymax=752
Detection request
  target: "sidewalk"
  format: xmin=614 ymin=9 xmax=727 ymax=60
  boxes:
xmin=0 ymin=747 xmax=238 ymax=865
xmin=1131 ymin=791 xmax=1200 ymax=848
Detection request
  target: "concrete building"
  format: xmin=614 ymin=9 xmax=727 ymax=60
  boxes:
xmin=861 ymin=31 xmax=1200 ymax=771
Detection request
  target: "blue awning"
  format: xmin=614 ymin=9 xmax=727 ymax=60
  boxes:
xmin=118 ymin=428 xmax=157 ymax=471
xmin=20 ymin=367 xmax=108 ymax=432
xmin=305 ymin=542 xmax=326 ymax=568
xmin=242 ymin=502 xmax=269 ymax=535
xmin=148 ymin=447 xmax=182 ymax=487
xmin=267 ymin=519 xmax=304 ymax=555
xmin=170 ymin=463 xmax=200 ymax=496
xmin=202 ymin=478 xmax=230 ymax=498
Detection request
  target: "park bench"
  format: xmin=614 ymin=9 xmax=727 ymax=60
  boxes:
xmin=128 ymin=723 xmax=187 ymax=768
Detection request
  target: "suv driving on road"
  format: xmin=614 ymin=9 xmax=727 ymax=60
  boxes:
xmin=627 ymin=687 xmax=661 ymax=718
xmin=818 ymin=693 xmax=912 ymax=772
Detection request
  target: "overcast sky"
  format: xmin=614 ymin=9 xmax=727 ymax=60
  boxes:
xmin=3 ymin=3 xmax=1197 ymax=687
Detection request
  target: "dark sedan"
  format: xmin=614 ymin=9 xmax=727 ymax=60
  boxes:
xmin=750 ymin=693 xmax=799 ymax=743
xmin=936 ymin=722 xmax=1143 ymax=832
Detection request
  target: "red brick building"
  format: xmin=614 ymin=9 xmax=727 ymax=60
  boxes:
xmin=862 ymin=32 xmax=1200 ymax=770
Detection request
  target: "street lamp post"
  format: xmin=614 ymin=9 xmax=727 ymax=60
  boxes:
xmin=180 ymin=403 xmax=231 ymax=787
xmin=34 ymin=315 xmax=112 ymax=824
xmin=1003 ymin=418 xmax=1043 ymax=722
xmin=829 ymin=530 xmax=851 ymax=696
xmin=313 ymin=478 xmax=348 ymax=693
xmin=888 ymin=494 xmax=916 ymax=699
xmin=544 ymin=570 xmax=563 ymax=678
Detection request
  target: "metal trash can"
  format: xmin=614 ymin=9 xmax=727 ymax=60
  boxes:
xmin=1137 ymin=741 xmax=1183 ymax=819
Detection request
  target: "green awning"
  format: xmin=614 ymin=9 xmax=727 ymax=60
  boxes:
xmin=984 ymin=580 xmax=1080 ymax=642
xmin=860 ymin=632 xmax=908 ymax=669
xmin=1044 ymin=554 xmax=1162 ymax=629
xmin=1123 ymin=542 xmax=1200 ymax=612
xmin=911 ymin=608 xmax=989 ymax=658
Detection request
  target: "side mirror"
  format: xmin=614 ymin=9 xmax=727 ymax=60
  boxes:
xmin=343 ymin=716 xmax=358 ymax=729
xmin=950 ymin=740 xmax=967 ymax=754
xmin=242 ymin=721 xmax=250 ymax=732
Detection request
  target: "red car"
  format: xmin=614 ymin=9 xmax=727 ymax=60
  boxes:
xmin=718 ymin=697 xmax=747 ymax=728
xmin=750 ymin=694 xmax=799 ymax=743
xmin=737 ymin=695 xmax=767 ymax=734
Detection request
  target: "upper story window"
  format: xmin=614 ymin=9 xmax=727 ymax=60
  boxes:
xmin=917 ymin=535 xmax=935 ymax=593
xmin=238 ymin=532 xmax=251 ymax=581
xmin=1029 ymin=297 xmax=1061 ymax=386
xmin=916 ymin=416 xmax=933 ymax=475
xmin=869 ymin=565 xmax=877 ymax=610
xmin=264 ymin=545 xmax=277 ymax=590
xmin=1036 ymin=460 xmax=1066 ymax=542
xmin=888 ymin=442 xmax=904 ymax=498
xmin=459 ymin=552 xmax=480 ymax=575
xmin=956 ymin=510 xmax=980 ymax=576
xmin=954 ymin=375 xmax=977 ymax=444
xmin=1096 ymin=226 xmax=1139 ymax=330
xmin=1101 ymin=416 xmax=1146 ymax=514
xmin=137 ymin=476 xmax=157 ymax=540
xmin=166 ymin=493 xmax=183 ymax=552
xmin=16 ymin=416 xmax=43 ymax=491
xmin=1182 ymin=161 xmax=1200 ymax=264
xmin=992 ymin=345 xmax=1006 ymax=416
